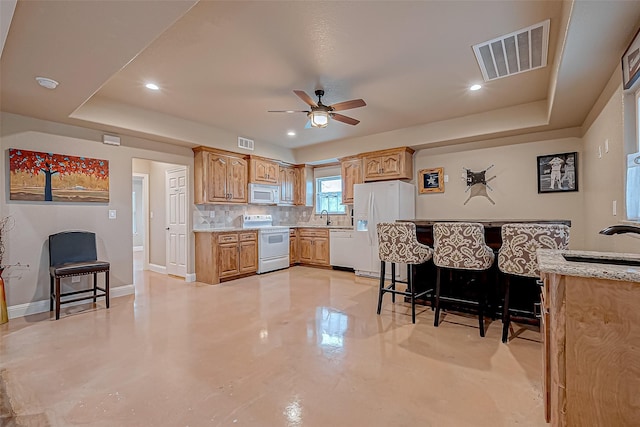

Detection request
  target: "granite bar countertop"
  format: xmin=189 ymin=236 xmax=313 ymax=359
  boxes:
xmin=402 ymin=219 xmax=572 ymax=227
xmin=537 ymin=249 xmax=640 ymax=283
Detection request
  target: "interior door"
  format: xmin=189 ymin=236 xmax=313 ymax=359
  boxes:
xmin=166 ymin=167 xmax=188 ymax=277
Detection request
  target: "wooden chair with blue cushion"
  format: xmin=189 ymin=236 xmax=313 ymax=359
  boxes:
xmin=49 ymin=231 xmax=110 ymax=320
xmin=432 ymin=222 xmax=495 ymax=337
xmin=376 ymin=222 xmax=433 ymax=324
xmin=498 ymin=223 xmax=569 ymax=342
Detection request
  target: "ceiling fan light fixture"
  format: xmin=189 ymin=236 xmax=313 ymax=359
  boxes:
xmin=309 ymin=110 xmax=329 ymax=128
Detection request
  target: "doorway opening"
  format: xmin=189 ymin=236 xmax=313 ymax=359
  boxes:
xmin=132 ymin=159 xmax=189 ymax=283
xmin=132 ymin=173 xmax=149 ymax=285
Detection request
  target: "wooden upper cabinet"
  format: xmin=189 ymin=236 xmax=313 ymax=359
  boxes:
xmin=206 ymin=152 xmax=229 ymax=202
xmin=279 ymin=164 xmax=296 ymax=205
xmin=249 ymin=157 xmax=279 ymax=184
xmin=193 ymin=147 xmax=248 ymax=204
xmin=294 ymin=165 xmax=313 ymax=206
xmin=340 ymin=157 xmax=363 ymax=204
xmin=227 ymin=156 xmax=248 ymax=203
xmin=362 ymin=147 xmax=414 ymax=182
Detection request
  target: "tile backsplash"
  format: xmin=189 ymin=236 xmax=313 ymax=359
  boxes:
xmin=193 ymin=204 xmax=352 ymax=229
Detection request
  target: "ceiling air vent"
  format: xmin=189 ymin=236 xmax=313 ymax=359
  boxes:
xmin=473 ymin=19 xmax=550 ymax=82
xmin=238 ymin=137 xmax=254 ymax=151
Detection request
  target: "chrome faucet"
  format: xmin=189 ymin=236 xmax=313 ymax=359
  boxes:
xmin=599 ymin=224 xmax=640 ymax=235
xmin=320 ymin=209 xmax=331 ymax=226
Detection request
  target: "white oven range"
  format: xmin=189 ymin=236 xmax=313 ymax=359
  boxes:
xmin=242 ymin=215 xmax=290 ymax=274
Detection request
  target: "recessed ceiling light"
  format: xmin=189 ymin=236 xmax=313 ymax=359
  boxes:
xmin=35 ymin=76 xmax=59 ymax=89
xmin=470 ymin=84 xmax=482 ymax=91
xmin=145 ymin=82 xmax=160 ymax=91
xmin=287 ymin=131 xmax=296 ymax=136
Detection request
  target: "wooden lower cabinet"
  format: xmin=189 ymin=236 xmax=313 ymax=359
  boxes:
xmin=541 ymin=271 xmax=640 ymax=426
xmin=296 ymin=228 xmax=330 ymax=267
xmin=195 ymin=231 xmax=257 ymax=284
xmin=289 ymin=229 xmax=298 ymax=265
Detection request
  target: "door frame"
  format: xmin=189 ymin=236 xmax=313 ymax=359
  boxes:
xmin=132 ymin=173 xmax=150 ymax=271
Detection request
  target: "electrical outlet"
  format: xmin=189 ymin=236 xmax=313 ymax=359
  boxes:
xmin=209 ymin=211 xmax=215 ymax=218
xmin=108 ymin=210 xmax=117 ymax=219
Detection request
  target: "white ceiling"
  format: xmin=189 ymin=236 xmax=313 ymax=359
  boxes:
xmin=2 ymin=1 xmax=640 ymax=162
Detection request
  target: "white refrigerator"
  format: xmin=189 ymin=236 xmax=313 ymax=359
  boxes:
xmin=353 ymin=180 xmax=415 ymax=279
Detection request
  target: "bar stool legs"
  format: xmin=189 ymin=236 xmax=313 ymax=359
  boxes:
xmin=377 ymin=261 xmax=429 ymax=324
xmin=501 ymin=275 xmax=511 ymax=343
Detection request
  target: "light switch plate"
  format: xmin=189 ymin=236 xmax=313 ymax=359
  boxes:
xmin=109 ymin=210 xmax=117 ymax=219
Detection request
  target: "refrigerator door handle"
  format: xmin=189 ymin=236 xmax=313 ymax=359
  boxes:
xmin=368 ymin=192 xmax=375 ymax=245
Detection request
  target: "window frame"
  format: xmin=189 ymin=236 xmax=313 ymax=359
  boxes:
xmin=314 ymin=175 xmax=346 ymax=215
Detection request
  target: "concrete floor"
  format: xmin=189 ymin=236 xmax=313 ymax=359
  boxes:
xmin=1 ymin=264 xmax=546 ymax=426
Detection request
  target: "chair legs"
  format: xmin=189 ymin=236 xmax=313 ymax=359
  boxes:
xmin=377 ymin=261 xmax=428 ymax=324
xmin=409 ymin=265 xmax=416 ymax=324
xmin=478 ymin=272 xmax=486 ymax=338
xmin=434 ymin=267 xmax=442 ymax=327
xmin=434 ymin=266 xmax=487 ymax=337
xmin=377 ymin=261 xmax=386 ymax=315
xmin=502 ymin=275 xmax=511 ymax=343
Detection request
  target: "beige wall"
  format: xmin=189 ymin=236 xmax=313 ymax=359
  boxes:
xmin=414 ymin=137 xmax=585 ymax=248
xmin=0 ymin=112 xmax=194 ymax=307
xmin=582 ymin=70 xmax=640 ymax=253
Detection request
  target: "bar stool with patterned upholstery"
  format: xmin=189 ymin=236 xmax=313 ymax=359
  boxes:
xmin=498 ymin=223 xmax=570 ymax=343
xmin=432 ymin=222 xmax=495 ymax=337
xmin=376 ymin=222 xmax=433 ymax=324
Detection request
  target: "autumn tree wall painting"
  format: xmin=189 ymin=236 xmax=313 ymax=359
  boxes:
xmin=9 ymin=149 xmax=109 ymax=202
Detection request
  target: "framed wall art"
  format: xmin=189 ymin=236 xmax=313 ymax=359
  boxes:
xmin=8 ymin=148 xmax=109 ymax=202
xmin=418 ymin=167 xmax=444 ymax=193
xmin=537 ymin=152 xmax=577 ymax=193
xmin=622 ymin=27 xmax=640 ymax=90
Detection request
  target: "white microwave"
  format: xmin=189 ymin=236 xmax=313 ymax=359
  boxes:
xmin=248 ymin=183 xmax=280 ymax=205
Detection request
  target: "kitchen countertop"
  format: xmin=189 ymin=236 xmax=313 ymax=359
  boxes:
xmin=193 ymin=224 xmax=353 ymax=232
xmin=537 ymin=249 xmax=640 ymax=282
xmin=291 ymin=225 xmax=353 ymax=229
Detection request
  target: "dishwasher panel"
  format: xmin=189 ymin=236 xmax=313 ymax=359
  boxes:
xmin=329 ymin=229 xmax=356 ymax=269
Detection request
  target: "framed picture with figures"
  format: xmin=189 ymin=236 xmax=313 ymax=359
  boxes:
xmin=418 ymin=167 xmax=444 ymax=193
xmin=622 ymin=26 xmax=640 ymax=90
xmin=537 ymin=152 xmax=578 ymax=193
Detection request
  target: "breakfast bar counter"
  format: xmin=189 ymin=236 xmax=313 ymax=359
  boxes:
xmin=398 ymin=219 xmax=572 ymax=314
xmin=401 ymin=219 xmax=571 ymax=249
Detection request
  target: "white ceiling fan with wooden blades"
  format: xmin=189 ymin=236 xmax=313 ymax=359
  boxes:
xmin=268 ymin=89 xmax=366 ymax=127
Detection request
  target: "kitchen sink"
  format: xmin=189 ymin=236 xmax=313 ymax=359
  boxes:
xmin=562 ymin=254 xmax=640 ymax=267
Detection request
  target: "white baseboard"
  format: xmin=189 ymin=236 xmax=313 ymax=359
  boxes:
xmin=7 ymin=284 xmax=135 ymax=319
xmin=148 ymin=263 xmax=167 ymax=274
xmin=185 ymin=273 xmax=196 ymax=282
